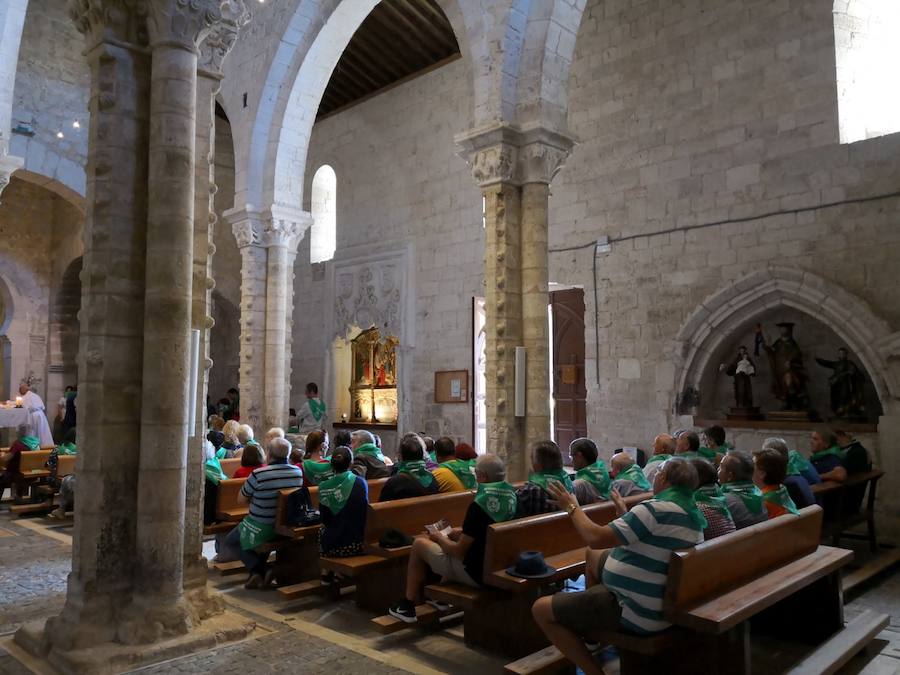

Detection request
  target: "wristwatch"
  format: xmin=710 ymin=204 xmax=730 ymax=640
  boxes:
xmin=566 ymin=503 xmax=578 ymax=516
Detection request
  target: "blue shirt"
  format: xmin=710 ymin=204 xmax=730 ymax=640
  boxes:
xmin=320 ymin=475 xmax=368 ymax=554
xmin=241 ymin=462 xmax=303 ymax=524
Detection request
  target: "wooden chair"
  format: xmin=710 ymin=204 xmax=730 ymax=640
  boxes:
xmin=811 ymin=469 xmax=883 ymax=551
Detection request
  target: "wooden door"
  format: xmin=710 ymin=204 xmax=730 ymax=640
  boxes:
xmin=551 ymin=289 xmax=587 ymax=455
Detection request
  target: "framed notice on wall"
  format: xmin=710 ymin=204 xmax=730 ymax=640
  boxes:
xmin=435 ymin=370 xmax=469 ymax=403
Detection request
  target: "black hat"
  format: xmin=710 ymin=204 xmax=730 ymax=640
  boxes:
xmin=378 ymin=528 xmax=414 ymax=549
xmin=506 ymin=551 xmax=557 ymax=579
xmin=207 ymin=430 xmax=224 ymax=449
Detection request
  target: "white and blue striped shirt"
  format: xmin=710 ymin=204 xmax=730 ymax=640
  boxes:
xmin=240 ymin=462 xmax=303 ymax=524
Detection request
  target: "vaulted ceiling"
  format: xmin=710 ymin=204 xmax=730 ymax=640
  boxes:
xmin=317 ymin=0 xmax=460 ymax=120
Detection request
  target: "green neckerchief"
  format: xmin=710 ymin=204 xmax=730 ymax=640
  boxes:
xmin=215 ymin=448 xmax=226 ymax=460
xmin=655 ymin=485 xmax=708 ymax=531
xmin=786 ymin=449 xmax=814 ymax=477
xmin=810 ymin=445 xmax=845 ymax=463
xmin=20 ymin=436 xmax=40 ymax=450
xmin=428 ymin=451 xmax=437 ymax=464
xmin=239 ymin=515 xmax=275 ymax=551
xmin=355 ymin=443 xmax=386 ymax=463
xmin=574 ymin=461 xmax=611 ymax=499
xmin=697 ymin=447 xmax=718 ymax=460
xmin=474 ymin=481 xmax=518 ymax=522
xmin=204 ymin=457 xmax=226 ymax=485
xmin=57 ymin=442 xmax=77 ymax=455
xmin=762 ymin=485 xmax=799 ymax=515
xmin=721 ymin=480 xmax=765 ymax=515
xmin=694 ymin=484 xmax=734 ymax=521
xmin=645 ymin=453 xmax=672 ymax=466
xmin=303 ymin=459 xmax=334 ymax=485
xmin=287 ymin=426 xmax=300 ymax=434
xmin=318 ymin=470 xmax=357 ymax=514
xmin=397 ymin=460 xmax=434 ymax=487
xmin=442 ymin=459 xmax=477 ymax=489
xmin=308 ymin=398 xmax=326 ymax=422
xmin=678 ymin=451 xmax=700 ymax=460
xmin=528 ymin=468 xmax=574 ymax=494
xmin=615 ymin=464 xmax=652 ymax=491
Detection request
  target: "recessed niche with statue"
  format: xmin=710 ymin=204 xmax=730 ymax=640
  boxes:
xmin=348 ymin=326 xmax=398 ymax=425
xmin=693 ymin=310 xmax=881 ymax=427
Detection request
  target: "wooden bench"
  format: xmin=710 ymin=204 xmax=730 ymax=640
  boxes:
xmin=220 ymin=458 xmax=240 ymax=478
xmin=202 ymin=477 xmax=248 ymax=536
xmin=7 ymin=450 xmax=54 ymax=516
xmin=811 ymin=469 xmax=883 ymax=550
xmin=507 ymin=506 xmax=884 ymax=674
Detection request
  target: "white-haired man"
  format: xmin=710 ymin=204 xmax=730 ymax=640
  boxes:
xmin=350 ymin=429 xmax=390 ymax=479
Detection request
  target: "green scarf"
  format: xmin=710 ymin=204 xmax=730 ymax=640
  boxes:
xmin=694 ymin=484 xmax=734 ymax=521
xmin=355 ymin=443 xmax=386 ymax=463
xmin=528 ymin=468 xmax=574 ymax=493
xmin=204 ymin=457 xmax=226 ymax=485
xmin=442 ymin=459 xmax=477 ymax=489
xmin=645 ymin=453 xmax=672 ymax=466
xmin=721 ymin=480 xmax=765 ymax=515
xmin=655 ymin=485 xmax=708 ymax=531
xmin=678 ymin=451 xmax=700 ymax=460
xmin=318 ymin=470 xmax=357 ymax=514
xmin=474 ymin=481 xmax=518 ymax=522
xmin=57 ymin=442 xmax=77 ymax=455
xmin=20 ymin=435 xmax=40 ymax=450
xmin=397 ymin=460 xmax=434 ymax=488
xmin=239 ymin=515 xmax=275 ymax=551
xmin=215 ymin=448 xmax=226 ymax=460
xmin=428 ymin=451 xmax=437 ymax=464
xmin=762 ymin=485 xmax=799 ymax=515
xmin=786 ymin=449 xmax=814 ymax=477
xmin=574 ymin=461 xmax=611 ymax=499
xmin=287 ymin=426 xmax=299 ymax=433
xmin=302 ymin=459 xmax=334 ymax=485
xmin=810 ymin=445 xmax=845 ymax=464
xmin=615 ymin=464 xmax=651 ymax=492
xmin=308 ymin=398 xmax=326 ymax=422
xmin=697 ymin=447 xmax=718 ymax=460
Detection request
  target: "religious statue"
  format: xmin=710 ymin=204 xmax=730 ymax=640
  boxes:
xmin=757 ymin=322 xmax=810 ymax=413
xmin=721 ymin=346 xmax=756 ymax=409
xmin=815 ymin=347 xmax=865 ymax=420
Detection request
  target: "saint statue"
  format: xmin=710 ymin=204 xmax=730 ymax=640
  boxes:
xmin=815 ymin=347 xmax=865 ymax=419
xmin=757 ymin=322 xmax=809 ymax=411
xmin=720 ymin=346 xmax=756 ymax=409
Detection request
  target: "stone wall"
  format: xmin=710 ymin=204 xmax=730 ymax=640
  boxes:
xmin=299 ymin=57 xmax=484 ymax=444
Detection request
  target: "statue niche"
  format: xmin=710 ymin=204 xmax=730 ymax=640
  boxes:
xmin=349 ymin=327 xmax=398 ymax=424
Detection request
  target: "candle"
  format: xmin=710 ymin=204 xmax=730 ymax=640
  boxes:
xmin=15 ymin=396 xmax=23 ymax=407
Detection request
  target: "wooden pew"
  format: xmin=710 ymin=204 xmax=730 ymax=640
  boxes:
xmin=507 ymin=507 xmax=884 ymax=674
xmin=220 ymin=458 xmax=241 ymax=478
xmin=811 ymin=469 xmax=883 ymax=550
xmin=214 ymin=477 xmax=248 ymax=522
xmin=7 ymin=451 xmax=54 ymax=516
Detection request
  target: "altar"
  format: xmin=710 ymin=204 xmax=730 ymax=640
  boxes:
xmin=0 ymin=407 xmax=29 ymax=429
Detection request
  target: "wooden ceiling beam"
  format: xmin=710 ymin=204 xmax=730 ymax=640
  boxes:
xmin=378 ymin=3 xmax=447 ymax=61
xmin=394 ymin=0 xmax=458 ymax=53
xmin=351 ymin=31 xmax=410 ymax=81
xmin=339 ymin=50 xmax=389 ymax=90
xmin=367 ymin=7 xmax=436 ymax=66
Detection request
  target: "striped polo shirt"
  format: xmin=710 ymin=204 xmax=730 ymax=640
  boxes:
xmin=240 ymin=462 xmax=303 ymax=524
xmin=603 ymin=500 xmax=704 ymax=634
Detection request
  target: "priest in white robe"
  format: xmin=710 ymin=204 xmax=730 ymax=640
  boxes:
xmin=19 ymin=383 xmax=54 ymax=447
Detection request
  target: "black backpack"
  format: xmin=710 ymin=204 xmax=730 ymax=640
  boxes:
xmin=286 ymin=486 xmax=321 ymax=526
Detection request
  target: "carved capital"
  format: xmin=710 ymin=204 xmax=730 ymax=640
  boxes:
xmin=266 ymin=204 xmax=312 ymax=253
xmin=225 ymin=206 xmax=266 ymax=249
xmin=145 ymin=0 xmax=222 ymax=51
xmin=198 ymin=0 xmax=250 ymax=73
xmin=68 ymin=0 xmax=149 ymax=48
xmin=0 ymin=154 xmax=24 ymax=205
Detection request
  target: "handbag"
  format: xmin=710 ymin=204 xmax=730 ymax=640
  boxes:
xmin=286 ymin=486 xmax=321 ymax=526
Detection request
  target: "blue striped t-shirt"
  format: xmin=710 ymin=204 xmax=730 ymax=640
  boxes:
xmin=604 ymin=500 xmax=703 ymax=634
xmin=241 ymin=462 xmax=303 ymax=524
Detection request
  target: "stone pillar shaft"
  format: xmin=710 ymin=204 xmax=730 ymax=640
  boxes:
xmin=265 ymin=242 xmax=288 ymax=428
xmin=136 ymin=42 xmax=198 ymax=606
xmin=237 ymin=237 xmax=267 ymax=431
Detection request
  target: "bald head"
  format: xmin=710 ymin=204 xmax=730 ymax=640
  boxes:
xmin=653 ymin=434 xmax=675 ymax=455
xmin=610 ymin=452 xmax=634 ymax=477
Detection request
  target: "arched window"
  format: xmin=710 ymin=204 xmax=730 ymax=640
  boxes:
xmin=834 ymin=1 xmax=900 ymax=143
xmin=310 ymin=165 xmax=337 ymax=263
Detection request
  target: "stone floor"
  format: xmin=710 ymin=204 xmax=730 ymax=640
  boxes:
xmin=0 ymin=508 xmax=898 ymax=674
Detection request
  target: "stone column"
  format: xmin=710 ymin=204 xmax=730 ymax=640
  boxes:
xmin=127 ymin=0 xmax=222 ymax=641
xmin=183 ymin=0 xmax=249 ymax=597
xmin=0 ymin=0 xmax=27 ymax=202
xmin=39 ymin=1 xmax=151 ymax=652
xmin=457 ymin=124 xmax=573 ymax=480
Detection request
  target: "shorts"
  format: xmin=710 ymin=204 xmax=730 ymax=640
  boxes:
xmin=420 ymin=539 xmax=478 ymax=588
xmin=551 ymin=583 xmax=622 ymax=636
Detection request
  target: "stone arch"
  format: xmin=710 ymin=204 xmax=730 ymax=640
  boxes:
xmin=671 ymin=265 xmax=900 ymax=416
xmin=0 ymin=269 xmax=29 ymax=400
xmin=50 ymin=255 xmax=82 ymax=392
xmin=12 ymin=167 xmax=85 ymax=213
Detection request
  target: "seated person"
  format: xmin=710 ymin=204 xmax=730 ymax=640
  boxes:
xmin=223 ymin=437 xmax=303 ymax=589
xmin=690 ymin=457 xmax=735 ymax=540
xmin=532 ymin=457 xmax=705 ymax=674
xmin=642 ymin=433 xmax=675 ymax=485
xmin=208 ymin=414 xmax=226 ymax=434
xmin=753 ymin=447 xmax=799 ymax=518
xmin=569 ymin=438 xmax=611 ymax=505
xmin=264 ymin=426 xmax=285 ymax=447
xmin=389 ymin=454 xmax=517 ymax=622
xmin=835 ymin=429 xmax=872 ymax=513
xmin=761 ymin=438 xmax=815 ymax=508
xmin=700 ymin=424 xmax=730 ymax=461
xmin=675 ymin=430 xmax=701 ymax=459
xmin=0 ymin=425 xmax=38 ymax=501
xmin=718 ymin=451 xmax=768 ymax=528
xmin=431 ymin=436 xmax=475 ymax=492
xmin=350 ymin=430 xmax=391 ymax=479
xmin=380 ymin=434 xmax=439 ymax=502
xmin=289 ymin=445 xmax=304 ymax=467
xmin=516 ymin=440 xmax=574 ymax=517
xmin=333 ymin=429 xmax=352 ymax=450
xmin=318 ymin=446 xmax=369 ymax=558
xmin=233 ymin=442 xmax=266 ymax=479
xmin=234 ymin=424 xmax=256 ymax=459
xmin=220 ymin=420 xmax=241 ymax=458
xmin=455 ymin=442 xmax=477 ymax=461
xmin=809 ymin=430 xmax=849 ymax=482
xmin=287 ymin=408 xmax=299 ymax=433
xmin=302 ymin=430 xmax=333 ymax=487
xmin=421 ymin=435 xmax=438 ymax=469
xmin=609 ymin=452 xmax=651 ymax=496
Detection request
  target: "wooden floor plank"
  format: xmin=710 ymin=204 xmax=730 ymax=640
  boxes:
xmin=213 ymin=560 xmax=246 ymax=576
xmin=788 ymin=610 xmax=889 ymax=675
xmin=504 ymin=645 xmax=572 ymax=675
xmin=277 ymin=579 xmax=324 ymax=600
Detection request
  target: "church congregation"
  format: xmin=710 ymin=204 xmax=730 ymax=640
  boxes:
xmin=1 ymin=0 xmax=900 ymax=672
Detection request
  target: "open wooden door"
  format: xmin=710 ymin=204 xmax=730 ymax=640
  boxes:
xmin=550 ymin=288 xmax=587 ymax=454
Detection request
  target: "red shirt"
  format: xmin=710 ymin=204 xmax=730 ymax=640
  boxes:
xmin=2 ymin=440 xmax=28 ymax=474
xmin=233 ymin=464 xmax=265 ymax=479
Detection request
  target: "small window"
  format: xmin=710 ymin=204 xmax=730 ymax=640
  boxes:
xmin=834 ymin=1 xmax=900 ymax=143
xmin=310 ymin=165 xmax=337 ymax=263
